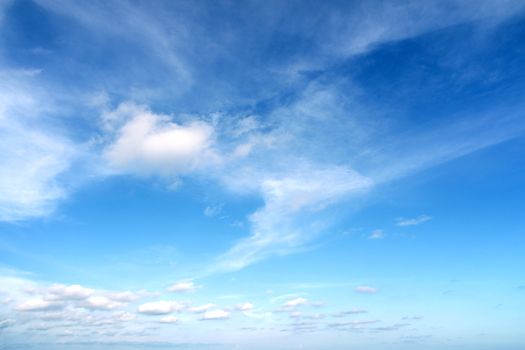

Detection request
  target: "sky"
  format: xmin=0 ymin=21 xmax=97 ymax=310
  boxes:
xmin=0 ymin=0 xmax=525 ymax=349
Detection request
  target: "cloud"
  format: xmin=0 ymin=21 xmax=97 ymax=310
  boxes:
xmin=16 ymin=299 xmax=62 ymax=312
xmin=327 ymin=319 xmax=381 ymax=330
xmin=204 ymin=204 xmax=223 ymax=218
xmin=201 ymin=309 xmax=230 ymax=320
xmin=103 ymin=103 xmax=217 ymax=177
xmin=159 ymin=315 xmax=179 ymax=324
xmin=323 ymin=1 xmax=525 ymax=58
xmin=333 ymin=309 xmax=368 ymax=317
xmin=283 ymin=320 xmax=320 ymax=333
xmin=354 ymin=286 xmax=377 ymax=294
xmin=368 ymin=229 xmax=385 ymax=240
xmin=137 ymin=300 xmax=185 ymax=315
xmin=213 ymin=165 xmax=373 ymax=272
xmin=189 ymin=303 xmax=216 ymax=313
xmin=0 ymin=71 xmax=78 ymax=222
xmin=106 ymin=291 xmax=140 ymax=302
xmin=167 ymin=281 xmax=197 ymax=293
xmin=289 ymin=311 xmax=324 ymax=320
xmin=236 ymin=302 xmax=254 ymax=312
xmin=0 ymin=318 xmax=14 ymax=330
xmin=371 ymin=322 xmax=410 ymax=332
xmin=396 ymin=215 xmax=432 ymax=227
xmin=283 ymin=297 xmax=308 ymax=308
xmin=81 ymin=296 xmax=123 ymax=311
xmin=115 ymin=312 xmax=136 ymax=321
xmin=47 ymin=284 xmax=93 ymax=300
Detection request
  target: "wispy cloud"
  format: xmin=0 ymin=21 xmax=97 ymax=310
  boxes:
xmin=204 ymin=204 xmax=223 ymax=218
xmin=396 ymin=215 xmax=432 ymax=227
xmin=0 ymin=70 xmax=78 ymax=222
xmin=354 ymin=286 xmax=378 ymax=294
xmin=369 ymin=229 xmax=385 ymax=240
xmin=213 ymin=165 xmax=373 ymax=273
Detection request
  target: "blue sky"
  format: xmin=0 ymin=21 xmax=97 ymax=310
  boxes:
xmin=0 ymin=0 xmax=525 ymax=349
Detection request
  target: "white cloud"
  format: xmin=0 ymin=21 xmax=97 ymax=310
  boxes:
xmin=236 ymin=302 xmax=254 ymax=312
xmin=396 ymin=215 xmax=432 ymax=227
xmin=283 ymin=297 xmax=308 ymax=308
xmin=355 ymin=286 xmax=377 ymax=294
xmin=137 ymin=300 xmax=185 ymax=315
xmin=167 ymin=281 xmax=196 ymax=293
xmin=214 ymin=165 xmax=373 ymax=272
xmin=201 ymin=309 xmax=230 ymax=320
xmin=0 ymin=70 xmax=79 ymax=222
xmin=16 ymin=299 xmax=62 ymax=312
xmin=103 ymin=103 xmax=217 ymax=177
xmin=47 ymin=284 xmax=93 ymax=300
xmin=106 ymin=291 xmax=139 ymax=302
xmin=159 ymin=315 xmax=179 ymax=324
xmin=82 ymin=296 xmax=123 ymax=310
xmin=189 ymin=303 xmax=215 ymax=313
xmin=368 ymin=229 xmax=385 ymax=240
xmin=0 ymin=126 xmax=73 ymax=222
xmin=0 ymin=274 xmax=140 ymax=319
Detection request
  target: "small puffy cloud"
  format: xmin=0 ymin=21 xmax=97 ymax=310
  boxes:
xmin=201 ymin=309 xmax=230 ymax=320
xmin=396 ymin=215 xmax=432 ymax=227
xmin=168 ymin=281 xmax=196 ymax=293
xmin=355 ymin=286 xmax=377 ymax=294
xmin=103 ymin=103 xmax=216 ymax=176
xmin=368 ymin=229 xmax=385 ymax=240
xmin=283 ymin=297 xmax=308 ymax=308
xmin=236 ymin=302 xmax=254 ymax=311
xmin=48 ymin=284 xmax=93 ymax=300
xmin=189 ymin=303 xmax=215 ymax=313
xmin=159 ymin=315 xmax=179 ymax=324
xmin=82 ymin=296 xmax=122 ymax=310
xmin=16 ymin=299 xmax=62 ymax=312
xmin=137 ymin=300 xmax=185 ymax=315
